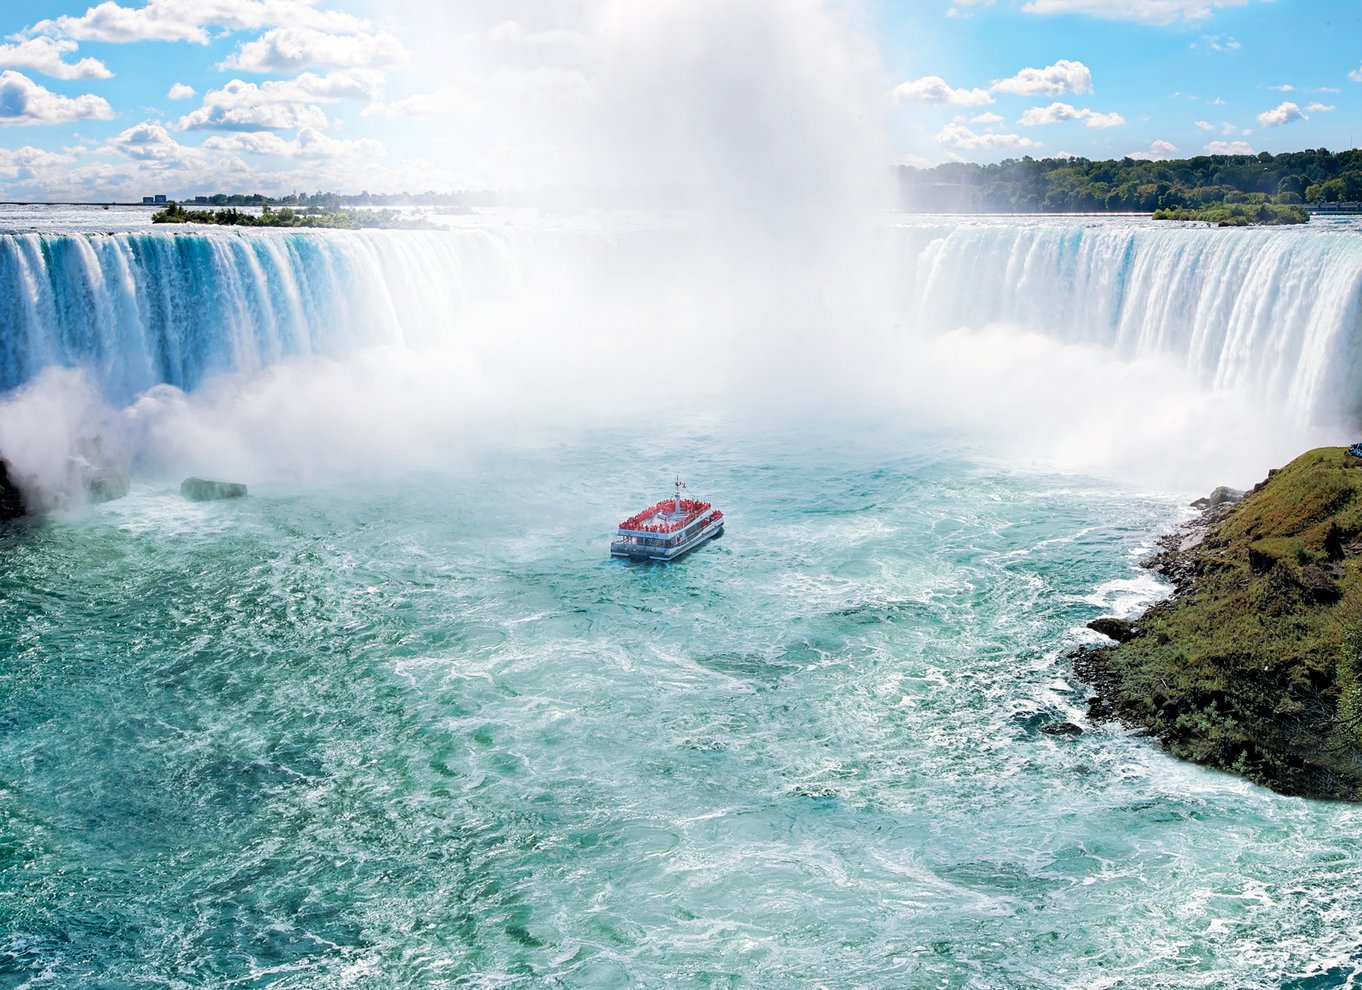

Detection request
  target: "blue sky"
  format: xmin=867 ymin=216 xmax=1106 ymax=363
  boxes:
xmin=0 ymin=0 xmax=1358 ymax=200
xmin=879 ymin=0 xmax=1362 ymax=165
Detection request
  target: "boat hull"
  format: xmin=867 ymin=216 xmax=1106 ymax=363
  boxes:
xmin=610 ymin=518 xmax=724 ymax=561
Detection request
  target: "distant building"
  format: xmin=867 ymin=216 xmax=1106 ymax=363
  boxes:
xmin=194 ymin=196 xmax=208 ymax=204
xmin=154 ymin=194 xmax=167 ymax=205
xmin=142 ymin=196 xmax=155 ymax=205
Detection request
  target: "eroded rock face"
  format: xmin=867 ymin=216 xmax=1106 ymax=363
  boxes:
xmin=181 ymin=477 xmax=248 ymax=501
xmin=0 ymin=458 xmax=26 ymax=521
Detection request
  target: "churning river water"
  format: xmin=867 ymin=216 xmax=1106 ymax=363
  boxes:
xmin=2 ymin=208 xmax=1362 ymax=988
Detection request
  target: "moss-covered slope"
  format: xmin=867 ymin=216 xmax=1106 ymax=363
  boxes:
xmin=1077 ymin=447 xmax=1362 ymax=800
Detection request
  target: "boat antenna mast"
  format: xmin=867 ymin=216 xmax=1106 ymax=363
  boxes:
xmin=674 ymin=475 xmax=686 ymax=512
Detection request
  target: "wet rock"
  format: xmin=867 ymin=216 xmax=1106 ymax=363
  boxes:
xmin=1087 ymin=616 xmax=1138 ymax=643
xmin=1189 ymin=485 xmax=1244 ymax=510
xmin=181 ymin=477 xmax=248 ymax=501
xmin=0 ymin=458 xmax=26 ymax=521
xmin=1040 ymin=721 xmax=1083 ymax=737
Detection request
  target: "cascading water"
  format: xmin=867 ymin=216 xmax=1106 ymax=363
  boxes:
xmin=4 ymin=217 xmax=1362 ymax=432
xmin=0 ymin=228 xmax=532 ymax=403
xmin=894 ymin=216 xmax=1362 ymax=424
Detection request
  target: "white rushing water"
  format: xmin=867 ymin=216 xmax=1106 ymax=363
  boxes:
xmin=3 ymin=208 xmax=1362 ymax=988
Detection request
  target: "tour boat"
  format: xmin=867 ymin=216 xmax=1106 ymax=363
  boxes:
xmin=610 ymin=478 xmax=724 ymax=561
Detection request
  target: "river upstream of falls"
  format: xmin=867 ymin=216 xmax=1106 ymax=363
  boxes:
xmin=2 ymin=207 xmax=1362 ymax=988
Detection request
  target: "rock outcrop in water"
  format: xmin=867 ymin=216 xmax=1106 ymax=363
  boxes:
xmin=0 ymin=457 xmax=26 ymax=521
xmin=181 ymin=477 xmax=248 ymax=501
xmin=1076 ymin=448 xmax=1362 ymax=801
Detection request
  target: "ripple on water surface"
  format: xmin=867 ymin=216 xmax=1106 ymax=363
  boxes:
xmin=1 ymin=439 xmax=1360 ymax=988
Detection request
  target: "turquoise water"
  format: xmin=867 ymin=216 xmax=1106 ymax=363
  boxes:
xmin=4 ymin=427 xmax=1360 ymax=988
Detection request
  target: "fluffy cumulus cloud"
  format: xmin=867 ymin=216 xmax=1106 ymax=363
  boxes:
xmin=24 ymin=0 xmax=367 ymax=45
xmin=1256 ymin=101 xmax=1304 ymax=127
xmin=220 ymin=27 xmax=410 ymax=72
xmin=167 ymin=81 xmax=195 ymax=99
xmin=362 ymin=86 xmax=480 ymax=118
xmin=1352 ymin=65 xmax=1362 ymax=84
xmin=1019 ymin=102 xmax=1125 ymax=128
xmin=890 ymin=59 xmax=1091 ymax=111
xmin=1127 ymin=139 xmax=1179 ymax=160
xmin=889 ymin=75 xmax=993 ymax=107
xmin=1205 ymin=139 xmax=1254 ymax=154
xmin=0 ymin=144 xmax=77 ymax=178
xmin=1194 ymin=119 xmax=1215 ymax=131
xmin=177 ymin=70 xmax=382 ymax=131
xmin=936 ymin=121 xmax=1039 ymax=152
xmin=107 ymin=121 xmax=198 ymax=165
xmin=991 ymin=59 xmax=1092 ymax=97
xmin=201 ymin=127 xmax=384 ymax=159
xmin=1018 ymin=0 xmax=1261 ymax=24
xmin=0 ymin=37 xmax=111 ymax=80
xmin=0 ymin=69 xmax=112 ymax=125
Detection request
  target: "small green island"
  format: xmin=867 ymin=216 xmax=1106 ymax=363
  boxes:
xmin=1077 ymin=447 xmax=1362 ymax=799
xmin=152 ymin=201 xmax=434 ymax=230
xmin=1152 ymin=202 xmax=1310 ymax=226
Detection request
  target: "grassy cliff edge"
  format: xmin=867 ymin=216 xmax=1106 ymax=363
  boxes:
xmin=1076 ymin=446 xmax=1362 ymax=800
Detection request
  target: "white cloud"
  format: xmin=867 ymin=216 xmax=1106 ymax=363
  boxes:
xmin=167 ymin=82 xmax=195 ymax=100
xmin=1305 ymin=102 xmax=1335 ymax=113
xmin=486 ymin=20 xmax=587 ymax=50
xmin=947 ymin=0 xmax=997 ymax=17
xmin=177 ymin=71 xmax=383 ymax=131
xmin=1019 ymin=0 xmax=1261 ymax=25
xmin=24 ymin=0 xmax=368 ymax=45
xmin=220 ymin=27 xmax=410 ymax=73
xmin=1205 ymin=139 xmax=1254 ymax=154
xmin=1256 ymin=101 xmax=1304 ymax=127
xmin=1127 ymin=139 xmax=1179 ymax=160
xmin=1019 ymin=102 xmax=1125 ymax=128
xmin=0 ymin=144 xmax=77 ymax=179
xmin=1201 ymin=34 xmax=1240 ymax=51
xmin=201 ymin=127 xmax=384 ymax=159
xmin=0 ymin=69 xmax=112 ymax=125
xmin=936 ymin=121 xmax=1039 ymax=152
xmin=362 ymin=87 xmax=480 ymax=118
xmin=1269 ymin=84 xmax=1293 ymax=92
xmin=992 ymin=59 xmax=1092 ymax=97
xmin=0 ymin=37 xmax=111 ymax=80
xmin=970 ymin=111 xmax=1004 ymax=124
xmin=1350 ymin=65 xmax=1362 ymax=83
xmin=107 ymin=121 xmax=198 ymax=165
xmin=1194 ymin=119 xmax=1214 ymax=131
xmin=888 ymin=75 xmax=993 ymax=107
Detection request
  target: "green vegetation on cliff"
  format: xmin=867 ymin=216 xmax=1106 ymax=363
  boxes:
xmin=1080 ymin=447 xmax=1362 ymax=800
xmin=151 ymin=202 xmax=433 ymax=230
xmin=1152 ymin=203 xmax=1309 ymax=226
xmin=899 ymin=147 xmax=1362 ymax=213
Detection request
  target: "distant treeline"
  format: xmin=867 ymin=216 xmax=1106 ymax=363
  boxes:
xmin=152 ymin=202 xmax=433 ymax=230
xmin=185 ymin=190 xmax=494 ymax=209
xmin=899 ymin=148 xmax=1362 ymax=213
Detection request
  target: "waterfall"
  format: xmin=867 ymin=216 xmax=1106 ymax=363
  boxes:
xmin=3 ymin=218 xmax=1362 ymax=427
xmin=893 ymin=218 xmax=1362 ymax=423
xmin=0 ymin=228 xmax=531 ymax=403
